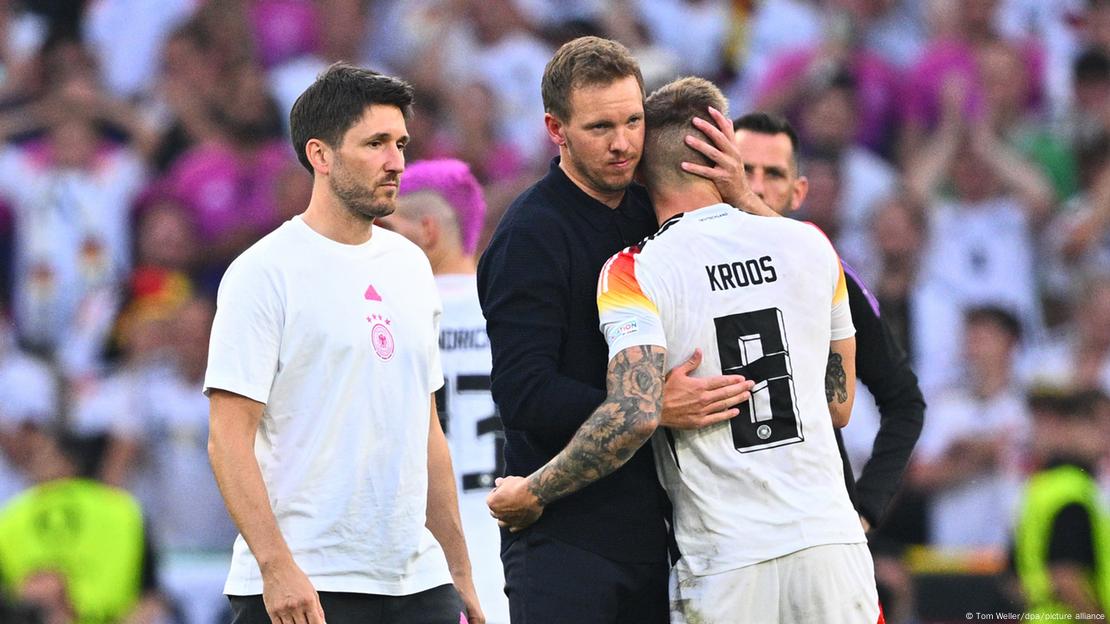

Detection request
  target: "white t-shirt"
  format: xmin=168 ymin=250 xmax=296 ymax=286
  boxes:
xmin=204 ymin=216 xmax=451 ymax=596
xmin=0 ymin=145 xmax=145 ymax=351
xmin=435 ymin=273 xmax=507 ymax=624
xmin=912 ymin=196 xmax=1042 ymax=392
xmin=597 ymin=204 xmax=863 ymax=576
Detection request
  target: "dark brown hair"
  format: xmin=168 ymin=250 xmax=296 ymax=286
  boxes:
xmin=641 ymin=76 xmax=728 ymax=186
xmin=541 ymin=36 xmax=644 ymax=122
xmin=289 ymin=62 xmax=414 ymax=173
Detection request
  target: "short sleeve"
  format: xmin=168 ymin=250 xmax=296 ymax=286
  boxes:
xmin=830 ymin=259 xmax=855 ymax=341
xmin=203 ymin=256 xmax=284 ymax=403
xmin=597 ymin=247 xmax=667 ymax=360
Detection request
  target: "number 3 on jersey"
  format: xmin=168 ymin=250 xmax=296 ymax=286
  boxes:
xmin=435 ymin=374 xmax=505 ymax=491
xmin=714 ymin=307 xmax=803 ymax=452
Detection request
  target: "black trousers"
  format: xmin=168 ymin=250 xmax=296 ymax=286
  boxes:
xmin=228 ymin=584 xmax=463 ymax=624
xmin=501 ymin=531 xmax=669 ymax=624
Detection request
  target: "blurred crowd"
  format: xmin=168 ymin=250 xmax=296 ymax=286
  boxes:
xmin=0 ymin=0 xmax=1108 ymax=621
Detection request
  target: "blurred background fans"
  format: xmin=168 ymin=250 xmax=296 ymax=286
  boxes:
xmin=0 ymin=0 xmax=1108 ymax=621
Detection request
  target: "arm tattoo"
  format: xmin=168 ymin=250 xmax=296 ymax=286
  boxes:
xmin=528 ymin=345 xmax=666 ymax=506
xmin=825 ymin=351 xmax=848 ymax=404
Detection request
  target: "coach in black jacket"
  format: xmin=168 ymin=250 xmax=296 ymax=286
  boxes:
xmin=728 ymin=112 xmax=926 ymax=529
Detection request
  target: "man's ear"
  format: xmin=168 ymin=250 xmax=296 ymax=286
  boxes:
xmin=306 ymin=138 xmax=330 ymax=175
xmin=420 ymin=215 xmax=440 ymax=249
xmin=790 ymin=175 xmax=810 ymax=213
xmin=544 ymin=113 xmax=566 ymax=147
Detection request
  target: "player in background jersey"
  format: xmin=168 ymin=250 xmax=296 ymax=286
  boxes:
xmin=489 ymin=77 xmax=883 ymax=623
xmin=379 ymin=158 xmax=509 ymax=624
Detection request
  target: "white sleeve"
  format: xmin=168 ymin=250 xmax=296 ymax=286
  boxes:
xmin=597 ymin=247 xmax=667 ymax=360
xmin=830 ymin=257 xmax=855 ymax=341
xmin=203 ymin=256 xmax=284 ymax=403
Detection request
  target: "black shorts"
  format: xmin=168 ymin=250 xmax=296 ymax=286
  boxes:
xmin=502 ymin=531 xmax=668 ymax=624
xmin=228 ymin=584 xmax=463 ymax=624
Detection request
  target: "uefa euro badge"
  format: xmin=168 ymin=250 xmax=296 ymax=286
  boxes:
xmin=368 ymin=313 xmax=395 ymax=361
xmin=757 ymin=424 xmax=772 ymax=440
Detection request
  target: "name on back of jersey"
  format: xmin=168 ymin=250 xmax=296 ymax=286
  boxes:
xmin=706 ymin=255 xmax=778 ymax=292
xmin=439 ymin=327 xmax=489 ymax=351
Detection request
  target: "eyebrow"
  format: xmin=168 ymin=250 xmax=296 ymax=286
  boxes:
xmin=365 ymin=132 xmax=409 ymax=143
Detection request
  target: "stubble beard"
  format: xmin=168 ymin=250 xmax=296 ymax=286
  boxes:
xmin=564 ymin=136 xmax=635 ymax=196
xmin=329 ymin=162 xmax=397 ymax=221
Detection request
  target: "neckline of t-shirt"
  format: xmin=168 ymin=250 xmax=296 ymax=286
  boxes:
xmin=290 ymin=214 xmax=382 ymax=254
xmin=685 ymin=203 xmax=732 ymax=219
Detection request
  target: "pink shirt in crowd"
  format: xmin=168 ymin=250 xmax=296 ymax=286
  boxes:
xmin=158 ymin=140 xmax=293 ymax=242
xmin=902 ymin=37 xmax=1046 ymax=130
xmin=756 ymin=46 xmax=901 ymax=151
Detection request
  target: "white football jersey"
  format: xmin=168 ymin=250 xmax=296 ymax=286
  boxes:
xmin=435 ymin=274 xmax=508 ymax=623
xmin=597 ymin=204 xmax=863 ymax=577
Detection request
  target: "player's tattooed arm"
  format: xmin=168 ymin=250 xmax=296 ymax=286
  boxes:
xmin=487 ymin=346 xmax=665 ymax=530
xmin=528 ymin=345 xmax=666 ymax=506
xmin=826 ymin=351 xmax=848 ymax=404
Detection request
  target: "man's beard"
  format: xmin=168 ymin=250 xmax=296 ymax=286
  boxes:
xmin=564 ymin=135 xmax=635 ymax=195
xmin=329 ymin=162 xmax=397 ymax=221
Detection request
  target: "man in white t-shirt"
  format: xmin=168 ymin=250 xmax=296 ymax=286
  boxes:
xmin=488 ymin=78 xmax=881 ymax=623
xmin=205 ymin=63 xmax=483 ymax=624
xmin=380 ymin=159 xmax=509 ymax=624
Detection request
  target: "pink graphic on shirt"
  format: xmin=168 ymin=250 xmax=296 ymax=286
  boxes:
xmin=367 ymin=314 xmax=394 ymax=360
xmin=364 ymin=283 xmax=382 ymax=301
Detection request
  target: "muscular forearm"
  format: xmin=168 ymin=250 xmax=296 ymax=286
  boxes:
xmin=208 ymin=417 xmax=292 ymax=569
xmin=527 ymin=346 xmax=665 ymax=505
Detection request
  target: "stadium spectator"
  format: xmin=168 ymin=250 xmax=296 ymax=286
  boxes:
xmin=0 ymin=64 xmax=147 ymax=367
xmin=1013 ymin=389 xmax=1110 ymax=616
xmin=132 ymin=199 xmax=202 ymax=282
xmin=796 ymin=75 xmax=899 ymax=281
xmin=905 ymin=80 xmax=1052 ymax=391
xmin=1025 ymin=277 xmax=1110 ymax=394
xmin=754 ymin=8 xmax=901 ymax=153
xmin=869 ymin=194 xmax=928 ymax=357
xmin=100 ymin=295 xmax=237 ymax=552
xmin=1048 ymin=137 xmax=1110 ymax=300
xmin=81 ymin=0 xmax=197 ymax=101
xmin=0 ymin=305 xmax=56 ymax=503
xmin=978 ymin=38 xmax=1079 ymax=203
xmin=912 ymin=306 xmax=1031 ymax=549
xmin=154 ymin=59 xmax=296 ymax=271
xmin=0 ymin=429 xmax=168 ymax=623
xmin=899 ymin=0 xmax=1047 ymax=162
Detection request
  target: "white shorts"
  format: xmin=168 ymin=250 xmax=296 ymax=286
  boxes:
xmin=670 ymin=543 xmax=884 ymax=624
